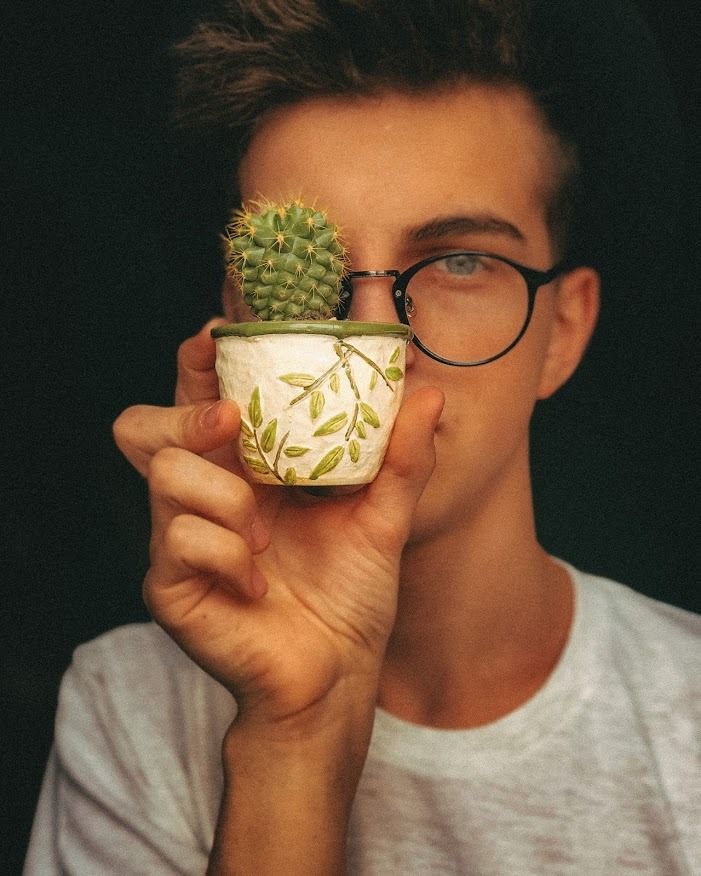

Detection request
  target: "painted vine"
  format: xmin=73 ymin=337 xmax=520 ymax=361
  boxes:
xmin=240 ymin=341 xmax=403 ymax=483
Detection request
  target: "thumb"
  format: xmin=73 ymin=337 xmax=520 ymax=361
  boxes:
xmin=364 ymin=386 xmax=444 ymax=541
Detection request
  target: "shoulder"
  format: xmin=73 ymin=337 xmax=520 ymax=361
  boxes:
xmin=567 ymin=568 xmax=701 ymax=855
xmin=569 ymin=565 xmax=701 ymax=717
xmin=66 ymin=621 xmax=203 ymax=692
xmin=58 ymin=621 xmax=236 ymax=744
xmin=55 ymin=622 xmax=235 ymax=816
xmin=574 ymin=567 xmax=701 ymax=659
xmin=29 ymin=626 xmax=234 ymax=871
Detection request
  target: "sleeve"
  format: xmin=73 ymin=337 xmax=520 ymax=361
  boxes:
xmin=23 ymin=747 xmax=61 ymax=874
xmin=23 ymin=627 xmax=217 ymax=875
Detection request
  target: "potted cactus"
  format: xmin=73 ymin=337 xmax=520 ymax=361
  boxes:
xmin=211 ymin=199 xmax=412 ymax=487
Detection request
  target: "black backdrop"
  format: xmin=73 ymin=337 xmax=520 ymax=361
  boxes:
xmin=3 ymin=1 xmax=699 ymax=870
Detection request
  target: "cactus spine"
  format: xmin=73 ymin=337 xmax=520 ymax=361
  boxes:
xmin=223 ymin=199 xmax=348 ymax=321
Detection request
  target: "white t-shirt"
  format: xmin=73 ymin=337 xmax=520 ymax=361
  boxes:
xmin=24 ymin=565 xmax=701 ymax=874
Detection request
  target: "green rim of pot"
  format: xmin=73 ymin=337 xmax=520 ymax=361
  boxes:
xmin=211 ymin=320 xmax=412 ymax=340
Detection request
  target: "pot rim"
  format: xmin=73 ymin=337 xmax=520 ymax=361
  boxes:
xmin=211 ymin=320 xmax=412 ymax=340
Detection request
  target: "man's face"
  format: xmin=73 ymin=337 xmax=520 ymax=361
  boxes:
xmin=237 ymin=84 xmax=577 ymax=543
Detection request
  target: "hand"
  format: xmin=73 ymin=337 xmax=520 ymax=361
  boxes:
xmin=115 ymin=318 xmax=239 ymax=477
xmin=114 ymin=320 xmax=444 ymax=730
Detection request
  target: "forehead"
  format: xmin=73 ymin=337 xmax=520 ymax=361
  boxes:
xmin=239 ymin=84 xmax=557 ymax=258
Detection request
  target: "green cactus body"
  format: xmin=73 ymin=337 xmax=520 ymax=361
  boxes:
xmin=223 ymin=200 xmax=348 ymax=320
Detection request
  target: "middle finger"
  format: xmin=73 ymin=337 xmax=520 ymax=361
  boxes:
xmin=148 ymin=446 xmax=267 ymax=552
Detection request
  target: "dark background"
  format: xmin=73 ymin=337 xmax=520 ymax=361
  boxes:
xmin=2 ymin=1 xmax=699 ymax=870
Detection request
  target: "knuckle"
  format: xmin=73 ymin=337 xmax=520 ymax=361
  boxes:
xmin=148 ymin=446 xmax=187 ymax=492
xmin=235 ymin=481 xmax=258 ymax=523
xmin=222 ymin=463 xmax=249 ymax=498
xmin=181 ymin=403 xmax=205 ymax=444
xmin=141 ymin=567 xmax=166 ymax=623
xmin=170 ymin=402 xmax=206 ymax=452
xmin=163 ymin=513 xmax=196 ymax=556
xmin=211 ymin=470 xmax=257 ymax=529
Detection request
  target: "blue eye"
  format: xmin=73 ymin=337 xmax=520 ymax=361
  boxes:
xmin=441 ymin=254 xmax=480 ymax=275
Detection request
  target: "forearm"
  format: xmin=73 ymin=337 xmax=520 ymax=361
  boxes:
xmin=208 ymin=699 xmax=376 ymax=875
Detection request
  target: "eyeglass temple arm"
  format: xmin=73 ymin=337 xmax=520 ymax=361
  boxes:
xmin=522 ymin=260 xmax=576 ymax=289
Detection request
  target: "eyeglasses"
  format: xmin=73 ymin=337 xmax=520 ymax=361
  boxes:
xmin=340 ymin=252 xmax=569 ymax=366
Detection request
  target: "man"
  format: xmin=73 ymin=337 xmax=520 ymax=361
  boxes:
xmin=25 ymin=1 xmax=699 ymax=873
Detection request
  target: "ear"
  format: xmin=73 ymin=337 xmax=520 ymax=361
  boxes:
xmin=537 ymin=266 xmax=600 ymax=400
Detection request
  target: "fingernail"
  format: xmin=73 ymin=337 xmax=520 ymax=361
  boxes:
xmin=202 ymin=401 xmax=221 ymax=429
xmin=249 ymin=515 xmax=269 ymax=552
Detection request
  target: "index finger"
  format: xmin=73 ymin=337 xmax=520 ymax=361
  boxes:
xmin=113 ymin=399 xmax=241 ymax=477
xmin=175 ymin=317 xmax=228 ymax=406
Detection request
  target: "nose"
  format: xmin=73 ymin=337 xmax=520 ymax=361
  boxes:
xmin=344 ymin=270 xmax=416 ymax=368
xmin=345 ymin=270 xmax=401 ymax=324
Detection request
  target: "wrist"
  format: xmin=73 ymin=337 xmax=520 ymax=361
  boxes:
xmin=223 ymin=681 xmax=377 ymax=787
xmin=210 ymin=703 xmax=376 ymax=875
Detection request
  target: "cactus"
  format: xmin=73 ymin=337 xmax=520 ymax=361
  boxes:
xmin=223 ymin=199 xmax=348 ymax=321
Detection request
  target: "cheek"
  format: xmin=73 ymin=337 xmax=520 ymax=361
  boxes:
xmin=413 ymin=316 xmax=550 ymax=470
xmin=441 ymin=363 xmax=536 ymax=456
xmin=404 ymin=342 xmax=549 ymax=542
xmin=420 ymin=320 xmax=549 ymax=444
xmin=407 ymin=292 xmax=557 ymax=536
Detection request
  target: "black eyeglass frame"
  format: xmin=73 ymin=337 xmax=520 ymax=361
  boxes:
xmin=341 ymin=251 xmax=570 ymax=366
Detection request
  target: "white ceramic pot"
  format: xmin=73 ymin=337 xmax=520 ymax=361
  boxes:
xmin=212 ymin=321 xmax=412 ymax=486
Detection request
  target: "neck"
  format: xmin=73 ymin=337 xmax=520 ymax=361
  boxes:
xmin=379 ymin=457 xmax=573 ymax=729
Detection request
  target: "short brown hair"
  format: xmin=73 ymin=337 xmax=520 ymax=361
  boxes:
xmin=173 ymin=0 xmax=580 ymax=257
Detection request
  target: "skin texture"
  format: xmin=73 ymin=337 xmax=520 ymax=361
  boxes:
xmin=113 ymin=83 xmax=600 ymax=874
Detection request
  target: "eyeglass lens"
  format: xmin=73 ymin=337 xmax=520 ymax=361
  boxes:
xmin=403 ymin=254 xmax=530 ymax=363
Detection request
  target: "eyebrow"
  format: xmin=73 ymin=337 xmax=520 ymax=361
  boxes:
xmin=406 ymin=214 xmax=525 ymax=244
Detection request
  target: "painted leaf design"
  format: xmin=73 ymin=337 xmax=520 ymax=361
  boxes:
xmin=345 ymin=403 xmax=359 ymax=441
xmin=240 ymin=419 xmax=253 ymax=437
xmin=359 ymin=402 xmax=380 ymax=428
xmin=284 ymin=468 xmax=297 ymax=485
xmin=310 ymin=390 xmax=325 ymax=420
xmin=309 ymin=446 xmax=345 ymax=480
xmin=384 ymin=366 xmax=403 ymax=381
xmin=330 ymin=373 xmax=340 ymax=393
xmin=248 ymin=387 xmax=263 ymax=428
xmin=370 ymin=371 xmax=378 ymax=390
xmin=389 ymin=346 xmax=401 ymax=364
xmin=349 ymin=439 xmax=360 ymax=463
xmin=284 ymin=446 xmax=311 ymax=457
xmin=260 ymin=418 xmax=277 ymax=453
xmin=313 ymin=412 xmax=348 ymax=436
xmin=355 ymin=421 xmax=367 ymax=439
xmin=243 ymin=456 xmax=269 ymax=474
xmin=279 ymin=373 xmax=316 ymax=387
xmin=242 ymin=438 xmax=257 ymax=451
